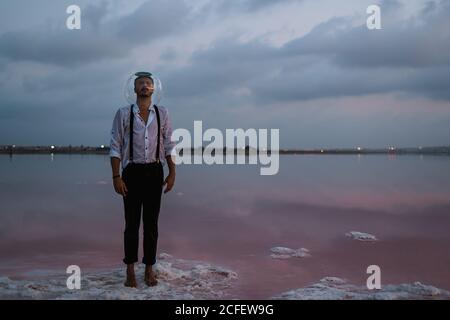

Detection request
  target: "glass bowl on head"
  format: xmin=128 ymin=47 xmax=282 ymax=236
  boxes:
xmin=124 ymin=71 xmax=163 ymax=105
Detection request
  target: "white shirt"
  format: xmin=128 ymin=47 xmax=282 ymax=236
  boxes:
xmin=109 ymin=103 xmax=175 ymax=169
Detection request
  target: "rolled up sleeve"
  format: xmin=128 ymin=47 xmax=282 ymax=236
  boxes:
xmin=163 ymin=108 xmax=175 ymax=157
xmin=109 ymin=109 xmax=123 ymax=159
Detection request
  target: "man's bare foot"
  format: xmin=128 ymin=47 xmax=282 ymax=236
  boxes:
xmin=145 ymin=266 xmax=158 ymax=287
xmin=124 ymin=265 xmax=137 ymax=288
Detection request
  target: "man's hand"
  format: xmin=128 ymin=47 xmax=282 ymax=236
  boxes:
xmin=163 ymin=172 xmax=175 ymax=194
xmin=113 ymin=177 xmax=128 ymax=197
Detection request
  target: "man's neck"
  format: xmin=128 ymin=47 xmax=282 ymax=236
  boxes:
xmin=136 ymin=97 xmax=152 ymax=112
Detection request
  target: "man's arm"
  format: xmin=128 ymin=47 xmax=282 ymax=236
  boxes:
xmin=163 ymin=155 xmax=176 ymax=194
xmin=110 ymin=109 xmax=128 ymax=197
xmin=111 ymin=156 xmax=121 ymax=178
xmin=166 ymin=154 xmax=176 ymax=173
xmin=163 ymin=108 xmax=176 ymax=193
xmin=111 ymin=156 xmax=128 ymax=197
xmin=110 ymin=109 xmax=123 ymax=160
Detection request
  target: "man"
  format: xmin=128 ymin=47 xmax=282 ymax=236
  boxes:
xmin=109 ymin=72 xmax=176 ymax=287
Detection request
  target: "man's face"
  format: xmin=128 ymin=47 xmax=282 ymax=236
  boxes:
xmin=134 ymin=77 xmax=154 ymax=97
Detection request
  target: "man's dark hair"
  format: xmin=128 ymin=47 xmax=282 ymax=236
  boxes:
xmin=134 ymin=71 xmax=154 ymax=87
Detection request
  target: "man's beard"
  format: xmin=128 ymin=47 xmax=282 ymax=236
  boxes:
xmin=138 ymin=91 xmax=152 ymax=98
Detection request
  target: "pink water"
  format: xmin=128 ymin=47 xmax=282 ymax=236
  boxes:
xmin=0 ymin=154 xmax=449 ymax=298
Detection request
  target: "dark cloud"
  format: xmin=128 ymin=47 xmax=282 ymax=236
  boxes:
xmin=0 ymin=0 xmax=193 ymax=66
xmin=82 ymin=1 xmax=110 ymax=29
xmin=283 ymin=0 xmax=450 ymax=68
xmin=161 ymin=0 xmax=450 ymax=103
xmin=0 ymin=29 xmax=127 ymax=66
xmin=212 ymin=0 xmax=302 ymax=13
xmin=162 ymin=37 xmax=279 ymax=98
xmin=114 ymin=0 xmax=192 ymax=45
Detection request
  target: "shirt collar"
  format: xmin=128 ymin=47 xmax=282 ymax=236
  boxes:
xmin=133 ymin=103 xmax=155 ymax=114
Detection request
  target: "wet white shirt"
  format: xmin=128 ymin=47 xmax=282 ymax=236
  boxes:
xmin=109 ymin=103 xmax=175 ymax=169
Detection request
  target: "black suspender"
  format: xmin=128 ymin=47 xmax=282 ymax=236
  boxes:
xmin=129 ymin=104 xmax=161 ymax=163
xmin=154 ymin=105 xmax=161 ymax=163
xmin=129 ymin=104 xmax=134 ymax=162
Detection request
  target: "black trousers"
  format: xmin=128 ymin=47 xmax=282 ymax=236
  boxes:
xmin=121 ymin=162 xmax=164 ymax=266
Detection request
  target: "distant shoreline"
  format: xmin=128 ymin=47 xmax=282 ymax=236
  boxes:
xmin=1 ymin=145 xmax=450 ymax=155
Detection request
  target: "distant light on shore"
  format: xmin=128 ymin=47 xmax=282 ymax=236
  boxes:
xmin=50 ymin=145 xmax=55 ymax=149
xmin=100 ymin=145 xmax=105 ymax=148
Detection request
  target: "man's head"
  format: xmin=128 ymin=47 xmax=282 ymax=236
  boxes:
xmin=134 ymin=72 xmax=154 ymax=97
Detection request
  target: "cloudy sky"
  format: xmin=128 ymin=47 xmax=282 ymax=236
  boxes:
xmin=0 ymin=0 xmax=449 ymax=148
